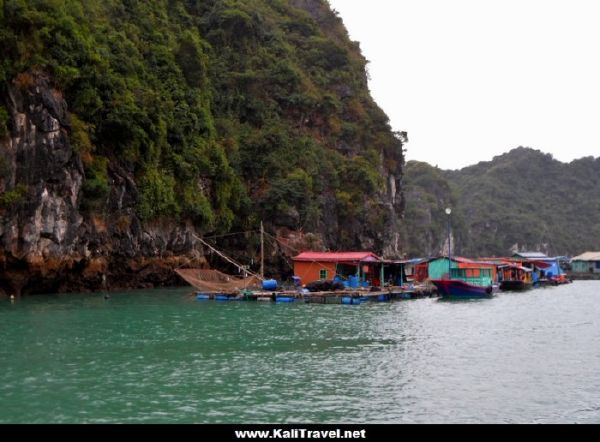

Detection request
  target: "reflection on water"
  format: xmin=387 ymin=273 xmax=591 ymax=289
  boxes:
xmin=1 ymin=282 xmax=599 ymax=423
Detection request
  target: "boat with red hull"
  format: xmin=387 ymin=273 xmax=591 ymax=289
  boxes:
xmin=431 ymin=278 xmax=494 ymax=298
xmin=431 ymin=267 xmax=495 ymax=299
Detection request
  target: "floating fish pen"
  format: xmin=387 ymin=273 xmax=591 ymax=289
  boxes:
xmin=176 ymin=238 xmax=441 ymax=306
xmin=195 ymin=293 xmax=243 ymax=301
xmin=194 ymin=286 xmax=437 ymax=304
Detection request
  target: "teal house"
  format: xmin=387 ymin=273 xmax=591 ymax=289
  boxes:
xmin=427 ymin=256 xmax=499 ymax=283
xmin=571 ymin=252 xmax=600 ymax=274
xmin=427 ymin=257 xmax=459 ymax=280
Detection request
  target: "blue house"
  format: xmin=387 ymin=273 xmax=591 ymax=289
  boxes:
xmin=512 ymin=252 xmax=563 ymax=281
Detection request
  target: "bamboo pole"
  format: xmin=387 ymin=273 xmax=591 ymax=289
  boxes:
xmin=192 ymin=233 xmax=263 ymax=280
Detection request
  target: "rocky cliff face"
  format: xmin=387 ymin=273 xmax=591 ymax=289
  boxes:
xmin=0 ymin=0 xmax=407 ymax=296
xmin=0 ymin=71 xmax=404 ymax=296
xmin=0 ymin=74 xmax=207 ymax=296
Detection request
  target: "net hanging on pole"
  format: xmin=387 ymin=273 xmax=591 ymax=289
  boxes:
xmin=175 ymin=269 xmax=260 ymax=293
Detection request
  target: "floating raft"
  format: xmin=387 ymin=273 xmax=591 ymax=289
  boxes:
xmin=194 ymin=286 xmax=436 ymax=304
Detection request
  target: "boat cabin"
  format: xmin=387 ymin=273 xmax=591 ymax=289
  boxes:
xmin=449 ymin=267 xmax=494 ymax=287
xmin=427 ymin=256 xmax=497 ymax=282
xmin=498 ymin=264 xmax=533 ymax=284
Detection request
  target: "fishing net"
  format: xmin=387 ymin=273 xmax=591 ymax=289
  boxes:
xmin=175 ymin=268 xmax=260 ymax=292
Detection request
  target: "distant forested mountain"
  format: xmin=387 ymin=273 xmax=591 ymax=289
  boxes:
xmin=400 ymin=147 xmax=600 ymax=257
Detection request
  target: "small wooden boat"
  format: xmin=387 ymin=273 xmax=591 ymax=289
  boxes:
xmin=498 ymin=264 xmax=533 ymax=291
xmin=431 ymin=267 xmax=495 ymax=299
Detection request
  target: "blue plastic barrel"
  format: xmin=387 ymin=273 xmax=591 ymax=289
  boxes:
xmin=377 ymin=294 xmax=388 ymax=302
xmin=341 ymin=296 xmax=353 ymax=305
xmin=215 ymin=294 xmax=229 ymax=301
xmin=275 ymin=296 xmax=295 ymax=303
xmin=348 ymin=276 xmax=358 ymax=288
xmin=196 ymin=294 xmax=210 ymax=301
xmin=262 ymin=279 xmax=278 ymax=291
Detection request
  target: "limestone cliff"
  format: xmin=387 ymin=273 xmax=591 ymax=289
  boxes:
xmin=0 ymin=0 xmax=406 ymax=295
xmin=0 ymin=74 xmax=207 ymax=296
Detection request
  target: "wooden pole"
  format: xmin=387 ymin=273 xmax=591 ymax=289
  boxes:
xmin=192 ymin=233 xmax=262 ymax=280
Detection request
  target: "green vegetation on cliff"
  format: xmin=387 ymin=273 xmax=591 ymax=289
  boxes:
xmin=401 ymin=148 xmax=600 ymax=257
xmin=0 ymin=0 xmax=404 ymax=251
xmin=399 ymin=161 xmax=465 ymax=257
xmin=0 ymin=105 xmax=8 ymax=138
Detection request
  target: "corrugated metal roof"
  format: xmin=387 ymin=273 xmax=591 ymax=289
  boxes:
xmin=429 ymin=256 xmax=496 ymax=265
xmin=571 ymin=252 xmax=600 ymax=261
xmin=498 ymin=264 xmax=532 ymax=272
xmin=513 ymin=252 xmax=549 ymax=259
xmin=383 ymin=258 xmax=428 ymax=265
xmin=400 ymin=258 xmax=428 ymax=264
xmin=452 ymin=257 xmax=479 ymax=264
xmin=293 ymin=251 xmax=381 ymax=263
xmin=480 ymin=258 xmax=514 ymax=265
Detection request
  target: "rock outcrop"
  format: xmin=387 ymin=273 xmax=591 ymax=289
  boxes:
xmin=0 ymin=74 xmax=208 ymax=296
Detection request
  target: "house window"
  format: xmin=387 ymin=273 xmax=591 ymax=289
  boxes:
xmin=319 ymin=269 xmax=328 ymax=280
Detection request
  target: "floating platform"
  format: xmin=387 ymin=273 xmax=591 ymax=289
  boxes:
xmin=194 ymin=286 xmax=437 ymax=304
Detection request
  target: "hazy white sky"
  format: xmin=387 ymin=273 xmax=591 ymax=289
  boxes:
xmin=327 ymin=0 xmax=600 ymax=170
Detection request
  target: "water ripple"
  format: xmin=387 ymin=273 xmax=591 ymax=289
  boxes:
xmin=1 ymin=283 xmax=600 ymax=422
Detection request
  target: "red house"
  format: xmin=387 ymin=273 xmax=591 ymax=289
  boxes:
xmin=292 ymin=251 xmax=382 ymax=285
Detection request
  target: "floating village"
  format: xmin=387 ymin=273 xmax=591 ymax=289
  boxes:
xmin=177 ymin=237 xmax=600 ymax=303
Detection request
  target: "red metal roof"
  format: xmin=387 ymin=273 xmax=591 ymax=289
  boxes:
xmin=293 ymin=251 xmax=381 ymax=263
xmin=526 ymin=259 xmax=552 ymax=269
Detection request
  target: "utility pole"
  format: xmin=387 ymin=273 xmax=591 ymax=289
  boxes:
xmin=445 ymin=207 xmax=452 ymax=278
xmin=260 ymin=221 xmax=264 ymax=279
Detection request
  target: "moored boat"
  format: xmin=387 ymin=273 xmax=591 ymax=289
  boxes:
xmin=431 ymin=267 xmax=495 ymax=299
xmin=498 ymin=264 xmax=533 ymax=291
xmin=500 ymin=279 xmax=532 ymax=291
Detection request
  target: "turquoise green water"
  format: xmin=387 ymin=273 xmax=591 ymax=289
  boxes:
xmin=1 ymin=281 xmax=600 ymax=423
